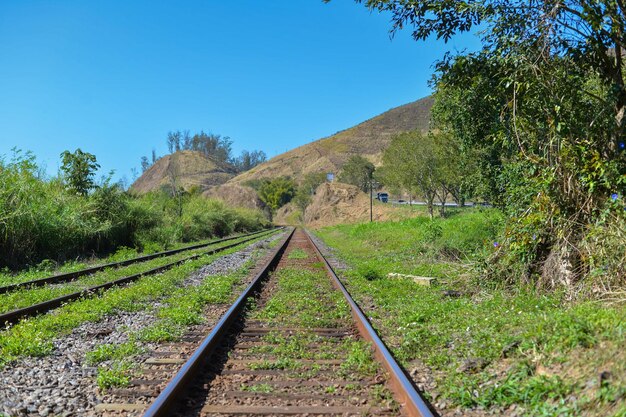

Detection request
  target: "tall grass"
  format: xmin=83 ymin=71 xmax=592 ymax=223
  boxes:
xmin=0 ymin=150 xmax=268 ymax=269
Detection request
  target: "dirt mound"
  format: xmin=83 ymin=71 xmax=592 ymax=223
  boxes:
xmin=202 ymin=184 xmax=264 ymax=210
xmin=274 ymin=203 xmax=301 ymax=225
xmin=304 ymin=183 xmax=401 ymax=228
xmin=131 ymin=150 xmax=236 ymax=194
xmin=229 ymin=96 xmax=433 ymax=185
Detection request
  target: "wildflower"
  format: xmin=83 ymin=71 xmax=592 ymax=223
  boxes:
xmin=493 ymin=241 xmax=500 ymax=248
xmin=611 ymin=193 xmax=619 ymax=201
xmin=619 ymin=142 xmax=625 ymax=150
xmin=532 ymin=234 xmax=537 ymax=240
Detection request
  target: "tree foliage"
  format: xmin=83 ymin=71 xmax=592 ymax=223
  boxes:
xmin=146 ymin=130 xmax=267 ymax=174
xmin=60 ymin=149 xmax=100 ymax=196
xmin=258 ymin=177 xmax=296 ymax=215
xmin=379 ymin=131 xmax=463 ymax=217
xmin=351 ymin=0 xmax=626 ymax=288
xmin=232 ymin=150 xmax=268 ymax=172
xmin=293 ymin=172 xmax=327 ymax=212
xmin=338 ymin=155 xmax=375 ymax=192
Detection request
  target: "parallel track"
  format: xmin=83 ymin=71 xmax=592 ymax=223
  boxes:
xmin=0 ymin=229 xmax=280 ymax=327
xmin=0 ymin=229 xmax=276 ymax=295
xmin=95 ymin=228 xmax=435 ymax=417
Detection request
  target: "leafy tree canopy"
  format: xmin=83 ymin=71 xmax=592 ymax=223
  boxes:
xmin=344 ymin=0 xmax=626 ymax=286
xmin=258 ymin=177 xmax=296 ymax=214
xmin=338 ymin=155 xmax=375 ymax=193
xmin=60 ymin=149 xmax=100 ymax=196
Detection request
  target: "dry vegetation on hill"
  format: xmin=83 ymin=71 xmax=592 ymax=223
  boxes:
xmin=229 ymin=96 xmax=434 ymax=184
xmin=130 ymin=150 xmax=236 ymax=194
xmin=130 ymin=97 xmax=434 ymax=221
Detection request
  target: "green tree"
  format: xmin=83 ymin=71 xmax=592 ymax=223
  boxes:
xmin=60 ymin=149 xmax=100 ymax=196
xmin=258 ymin=177 xmax=296 ymax=218
xmin=338 ymin=155 xmax=375 ymax=193
xmin=349 ymin=0 xmax=626 ymax=286
xmin=293 ymin=172 xmax=327 ymax=212
xmin=232 ymin=150 xmax=268 ymax=172
xmin=379 ymin=131 xmax=440 ymax=218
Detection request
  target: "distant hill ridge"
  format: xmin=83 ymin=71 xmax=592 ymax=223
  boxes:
xmin=228 ymin=96 xmax=433 ymax=184
xmin=130 ymin=96 xmax=433 ymax=195
xmin=130 ymin=150 xmax=237 ymax=194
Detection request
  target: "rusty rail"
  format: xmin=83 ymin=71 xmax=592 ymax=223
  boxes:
xmin=140 ymin=227 xmax=435 ymax=417
xmin=141 ymin=227 xmax=295 ymax=417
xmin=305 ymin=229 xmax=436 ymax=417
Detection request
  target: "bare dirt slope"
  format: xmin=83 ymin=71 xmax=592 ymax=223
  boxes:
xmin=304 ymin=183 xmax=415 ymax=228
xmin=202 ymin=183 xmax=264 ymax=210
xmin=131 ymin=150 xmax=237 ymax=194
xmin=229 ymin=96 xmax=433 ymax=184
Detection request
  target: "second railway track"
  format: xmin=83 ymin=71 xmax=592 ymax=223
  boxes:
xmin=0 ymin=228 xmax=280 ymax=326
xmin=95 ymin=228 xmax=434 ymax=417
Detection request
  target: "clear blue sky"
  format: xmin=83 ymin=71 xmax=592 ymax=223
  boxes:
xmin=0 ymin=1 xmax=480 ymax=184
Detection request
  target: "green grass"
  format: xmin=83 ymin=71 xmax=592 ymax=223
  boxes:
xmin=251 ymin=268 xmax=349 ymax=328
xmin=89 ymin=262 xmax=261 ymax=388
xmin=0 ymin=150 xmax=269 ymax=270
xmin=96 ymin=364 xmax=131 ymax=390
xmin=287 ymin=248 xmax=308 ymax=260
xmin=314 ymin=210 xmax=626 ymax=416
xmin=0 ymin=233 xmax=277 ymax=368
xmin=0 ymin=232 xmax=256 ymax=288
xmin=240 ymin=383 xmax=274 ymax=393
xmin=245 ymin=265 xmax=397 ymax=408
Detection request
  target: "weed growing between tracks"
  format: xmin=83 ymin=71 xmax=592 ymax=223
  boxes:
xmin=286 ymin=248 xmax=308 ymax=260
xmin=315 ymin=211 xmax=626 ymax=416
xmin=89 ymin=263 xmax=256 ymax=389
xmin=0 ymin=233 xmax=277 ymax=369
xmin=246 ymin=266 xmax=396 ymax=409
xmin=253 ymin=268 xmax=349 ymax=328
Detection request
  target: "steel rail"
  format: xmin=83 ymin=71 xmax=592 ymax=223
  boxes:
xmin=141 ymin=227 xmax=295 ymax=417
xmin=305 ymin=229 xmax=436 ymax=417
xmin=0 ymin=229 xmax=282 ymax=327
xmin=141 ymin=227 xmax=434 ymax=417
xmin=0 ymin=228 xmax=276 ymax=295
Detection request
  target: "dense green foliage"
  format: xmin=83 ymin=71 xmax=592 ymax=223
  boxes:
xmin=379 ymin=131 xmax=472 ymax=217
xmin=349 ymin=0 xmax=626 ymax=292
xmin=316 ymin=214 xmax=625 ymax=416
xmin=0 ymin=150 xmax=268 ymax=268
xmin=293 ymin=172 xmax=327 ymax=212
xmin=257 ymin=177 xmax=296 ymax=216
xmin=60 ymin=149 xmax=100 ymax=196
xmin=338 ymin=155 xmax=375 ymax=192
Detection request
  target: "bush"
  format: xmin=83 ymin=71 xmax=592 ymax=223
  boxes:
xmin=0 ymin=151 xmax=268 ymax=269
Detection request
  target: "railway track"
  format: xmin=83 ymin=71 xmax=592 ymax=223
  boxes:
xmin=0 ymin=228 xmax=279 ymax=327
xmin=95 ymin=228 xmax=435 ymax=417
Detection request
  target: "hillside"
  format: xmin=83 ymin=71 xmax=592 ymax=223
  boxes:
xmin=130 ymin=150 xmax=237 ymax=194
xmin=229 ymin=96 xmax=433 ymax=184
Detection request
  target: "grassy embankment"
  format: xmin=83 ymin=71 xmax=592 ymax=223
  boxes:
xmin=315 ymin=208 xmax=625 ymax=417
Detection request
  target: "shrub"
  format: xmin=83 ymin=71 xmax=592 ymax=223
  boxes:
xmin=0 ymin=151 xmax=268 ymax=269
